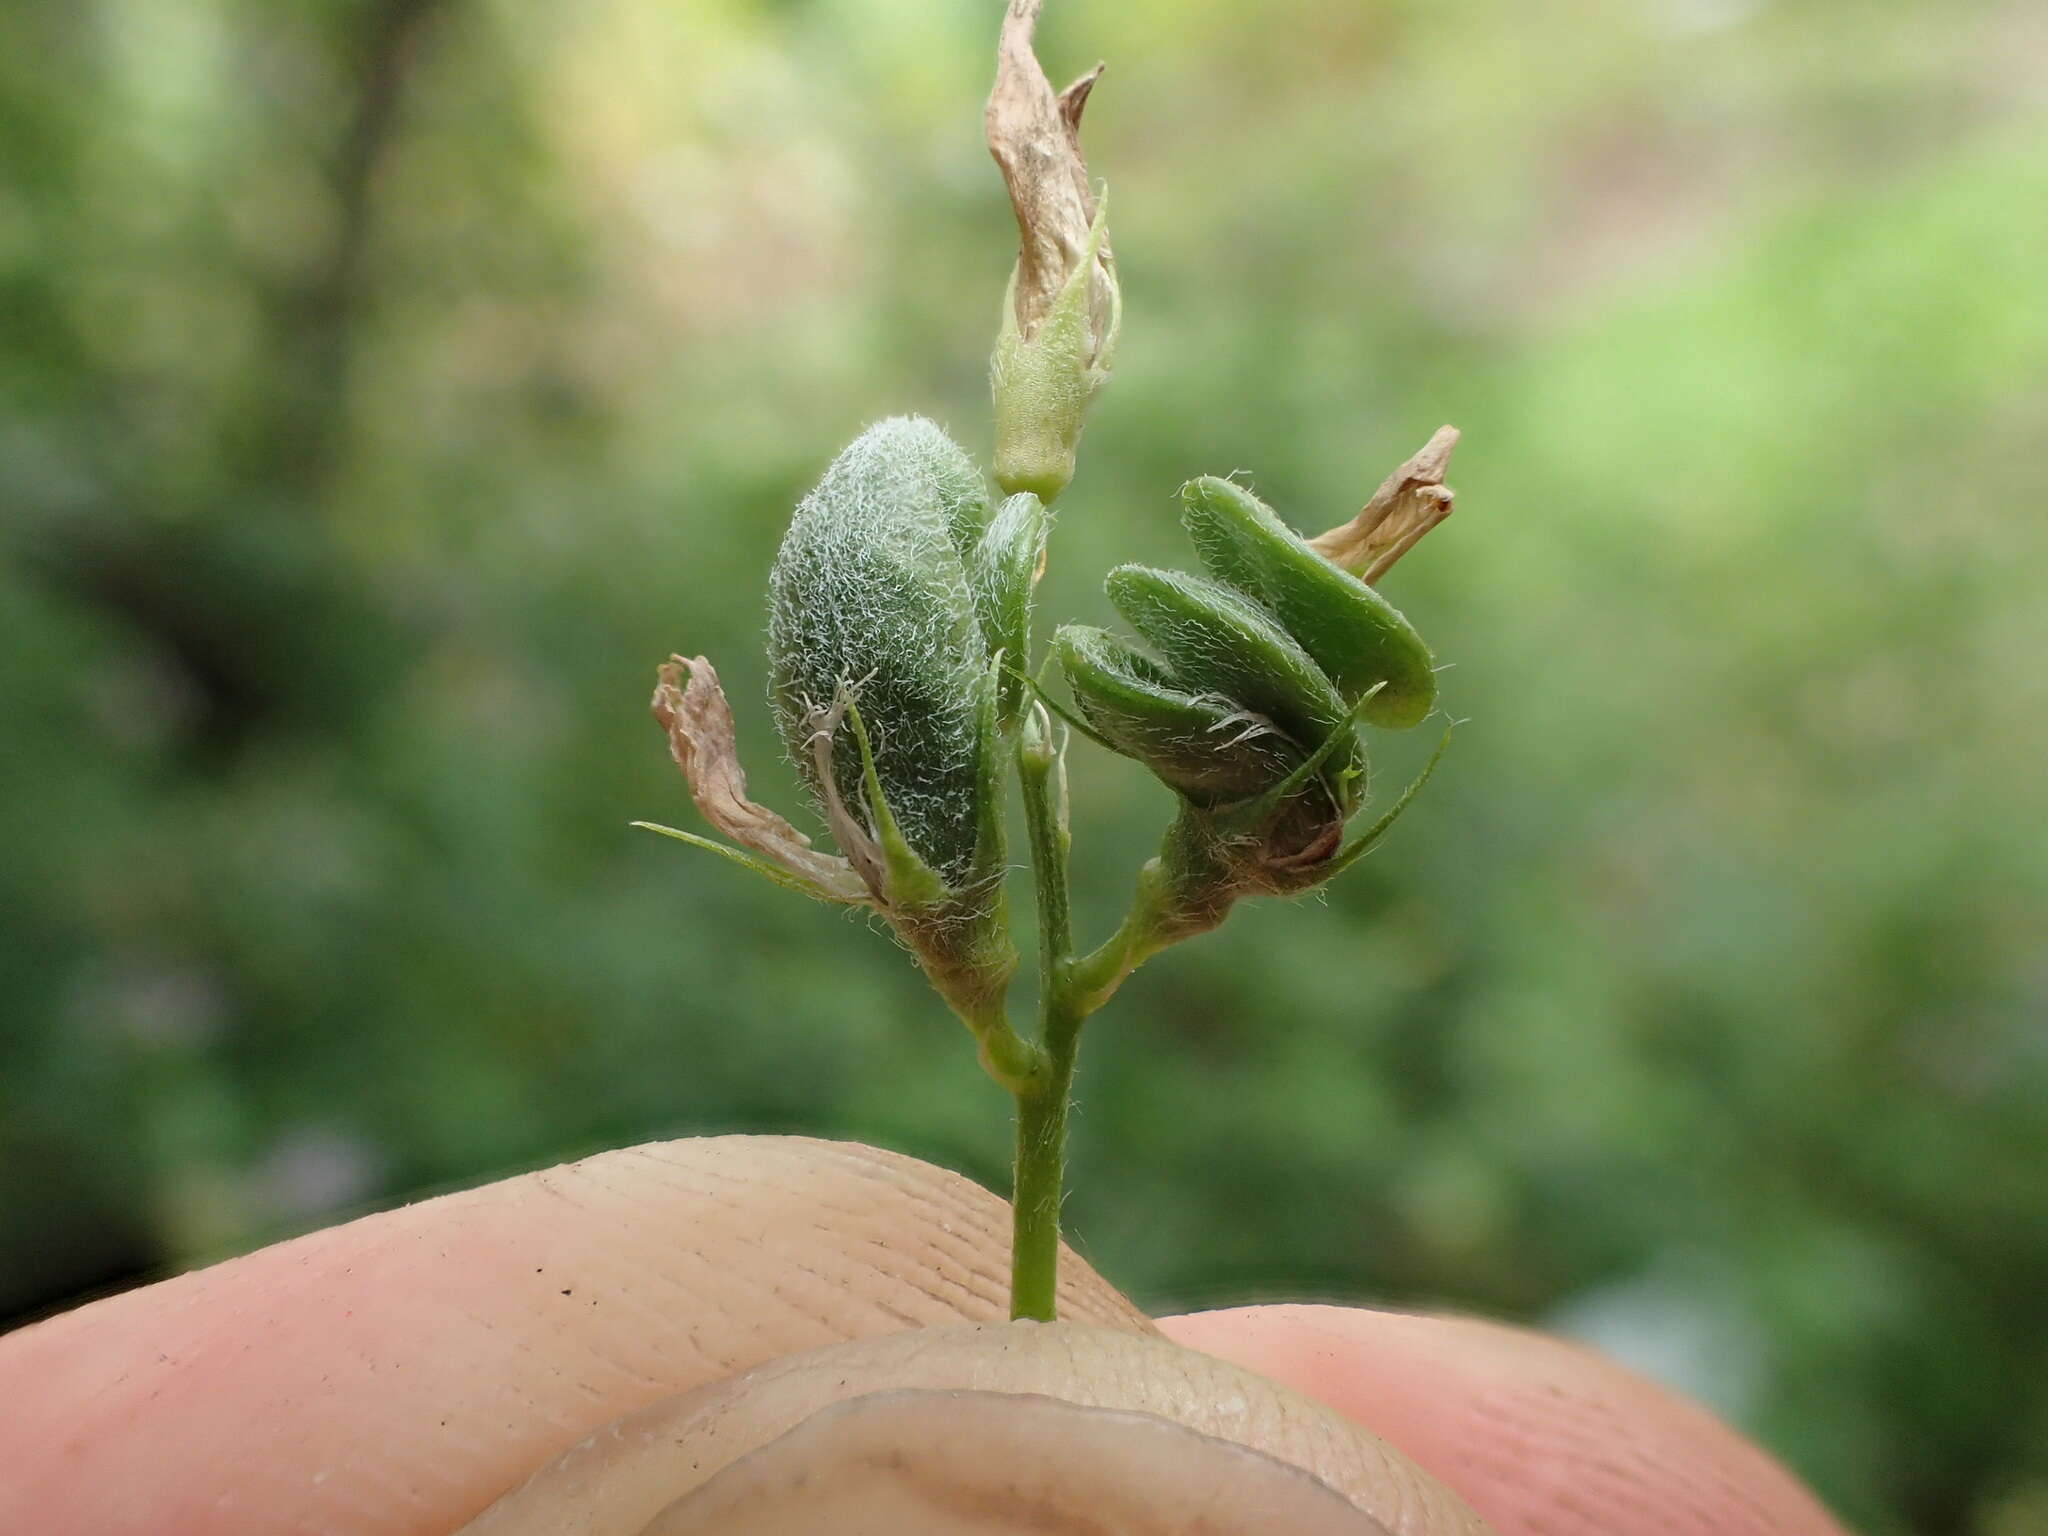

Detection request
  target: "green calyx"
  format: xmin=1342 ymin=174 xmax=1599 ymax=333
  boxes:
xmin=991 ymin=203 xmax=1120 ymax=504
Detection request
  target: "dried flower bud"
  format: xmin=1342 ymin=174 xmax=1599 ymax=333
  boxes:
xmin=987 ymin=0 xmax=1120 ymax=502
xmin=648 ymin=655 xmax=870 ymax=904
xmin=1306 ymin=426 xmax=1459 ymax=585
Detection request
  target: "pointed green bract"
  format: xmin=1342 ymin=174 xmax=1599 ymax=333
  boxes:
xmin=970 ymin=492 xmax=1053 ymax=733
xmin=840 ymin=691 xmax=953 ymax=910
xmin=1180 ymin=476 xmax=1436 ymax=729
xmin=1326 ymin=726 xmax=1453 ymax=877
xmin=630 ymin=821 xmax=860 ymax=902
xmin=1054 ymin=625 xmax=1301 ymax=804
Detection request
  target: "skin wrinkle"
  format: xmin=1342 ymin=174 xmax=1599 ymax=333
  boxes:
xmin=444 ymin=1204 xmax=742 ymax=1405
xmin=539 ymin=1147 xmax=946 ymax=1375
xmin=641 ymin=1144 xmax=983 ymax=1278
xmin=684 ymin=1140 xmax=1140 ymax=1330
xmin=847 ymin=1239 xmax=1004 ymax=1314
xmin=785 ymin=1258 xmax=929 ymax=1333
xmin=1466 ymin=1383 xmax=1731 ymax=1535
xmin=859 ymin=1203 xmax=1011 ymax=1292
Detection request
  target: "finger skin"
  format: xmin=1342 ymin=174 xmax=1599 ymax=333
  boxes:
xmin=0 ymin=1135 xmax=1851 ymax=1536
xmin=1160 ymin=1305 xmax=1849 ymax=1536
xmin=462 ymin=1323 xmax=1488 ymax=1536
xmin=642 ymin=1387 xmax=1395 ymax=1536
xmin=0 ymin=1136 xmax=1147 ymax=1536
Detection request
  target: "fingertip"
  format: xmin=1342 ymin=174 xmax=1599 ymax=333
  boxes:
xmin=1159 ymin=1304 xmax=1848 ymax=1536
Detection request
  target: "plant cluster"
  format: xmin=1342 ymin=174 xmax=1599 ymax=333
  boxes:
xmin=641 ymin=1 xmax=1459 ymax=1321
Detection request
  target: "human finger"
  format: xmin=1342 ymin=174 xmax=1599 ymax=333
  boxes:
xmin=0 ymin=1136 xmax=1146 ymax=1536
xmin=1159 ymin=1304 xmax=1848 ymax=1536
xmin=460 ymin=1321 xmax=1490 ymax=1536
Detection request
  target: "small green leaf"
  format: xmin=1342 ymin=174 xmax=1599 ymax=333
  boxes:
xmin=630 ymin=821 xmax=860 ymax=903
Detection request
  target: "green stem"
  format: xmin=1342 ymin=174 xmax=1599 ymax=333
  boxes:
xmin=1009 ymin=1026 xmax=1077 ymax=1321
xmin=1069 ymin=850 xmax=1207 ymax=1015
xmin=1010 ymin=712 xmax=1086 ymax=1322
xmin=1070 ymin=867 xmax=1170 ymax=1012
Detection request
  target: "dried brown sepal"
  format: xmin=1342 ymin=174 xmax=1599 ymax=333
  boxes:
xmin=988 ymin=0 xmax=1113 ymax=347
xmin=797 ymin=687 xmax=888 ymax=901
xmin=1307 ymin=426 xmax=1461 ymax=584
xmin=651 ymin=656 xmax=870 ymax=902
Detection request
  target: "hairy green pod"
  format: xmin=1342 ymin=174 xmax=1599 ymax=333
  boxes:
xmin=768 ymin=416 xmax=995 ymax=885
xmin=1103 ymin=565 xmax=1363 ymax=786
xmin=1054 ymin=625 xmax=1300 ymax=804
xmin=1179 ymin=476 xmax=1435 ymax=729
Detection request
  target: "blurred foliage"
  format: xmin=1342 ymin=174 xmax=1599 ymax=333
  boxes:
xmin=4 ymin=0 xmax=2047 ymax=1529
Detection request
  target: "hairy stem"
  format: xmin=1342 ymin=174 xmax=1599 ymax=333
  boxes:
xmin=1009 ymin=1028 xmax=1077 ymax=1321
xmin=1010 ymin=710 xmax=1086 ymax=1321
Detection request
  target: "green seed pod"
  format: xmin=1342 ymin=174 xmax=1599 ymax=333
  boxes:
xmin=1179 ymin=476 xmax=1436 ymax=729
xmin=1103 ymin=565 xmax=1364 ymax=790
xmin=1053 ymin=624 xmax=1300 ymax=804
xmin=768 ymin=416 xmax=996 ymax=885
xmin=968 ymin=491 xmax=1053 ymax=734
xmin=764 ymin=416 xmax=1022 ymax=1033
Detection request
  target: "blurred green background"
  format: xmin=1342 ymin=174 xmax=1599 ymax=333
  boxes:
xmin=5 ymin=0 xmax=2046 ymax=1528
